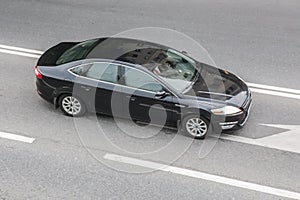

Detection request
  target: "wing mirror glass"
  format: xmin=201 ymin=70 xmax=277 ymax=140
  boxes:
xmin=181 ymin=50 xmax=188 ymax=55
xmin=155 ymin=90 xmax=170 ymax=99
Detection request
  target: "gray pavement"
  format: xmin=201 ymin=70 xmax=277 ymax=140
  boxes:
xmin=0 ymin=0 xmax=300 ymax=199
xmin=0 ymin=139 xmax=289 ymax=200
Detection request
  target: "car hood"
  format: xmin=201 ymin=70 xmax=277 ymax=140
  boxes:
xmin=184 ymin=64 xmax=249 ymax=107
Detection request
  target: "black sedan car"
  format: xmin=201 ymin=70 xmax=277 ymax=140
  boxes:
xmin=35 ymin=37 xmax=252 ymax=139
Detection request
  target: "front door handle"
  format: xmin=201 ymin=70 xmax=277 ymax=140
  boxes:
xmin=175 ymin=103 xmax=187 ymax=108
xmin=80 ymin=85 xmax=91 ymax=91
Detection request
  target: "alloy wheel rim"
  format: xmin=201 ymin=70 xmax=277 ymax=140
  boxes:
xmin=62 ymin=96 xmax=81 ymax=115
xmin=186 ymin=117 xmax=208 ymax=137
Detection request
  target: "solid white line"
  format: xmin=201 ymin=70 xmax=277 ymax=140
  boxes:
xmin=104 ymin=153 xmax=300 ymax=200
xmin=0 ymin=44 xmax=43 ymax=55
xmin=250 ymin=88 xmax=300 ymax=99
xmin=0 ymin=131 xmax=35 ymax=143
xmin=0 ymin=49 xmax=40 ymax=58
xmin=247 ymin=82 xmax=300 ymax=95
xmin=218 ymin=128 xmax=300 ymax=154
xmin=219 ymin=134 xmax=259 ymax=146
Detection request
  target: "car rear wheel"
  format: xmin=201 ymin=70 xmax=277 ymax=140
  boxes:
xmin=59 ymin=95 xmax=86 ymax=117
xmin=182 ymin=115 xmax=210 ymax=139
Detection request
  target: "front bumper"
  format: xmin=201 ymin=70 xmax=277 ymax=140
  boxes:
xmin=213 ymin=96 xmax=252 ymax=131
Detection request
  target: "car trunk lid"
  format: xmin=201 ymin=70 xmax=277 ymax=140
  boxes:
xmin=37 ymin=42 xmax=78 ymax=66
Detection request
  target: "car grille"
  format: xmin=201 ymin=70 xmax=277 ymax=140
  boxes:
xmin=241 ymin=92 xmax=252 ymax=112
xmin=239 ymin=92 xmax=252 ymax=126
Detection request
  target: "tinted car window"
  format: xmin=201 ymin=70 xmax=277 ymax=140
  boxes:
xmin=70 ymin=63 xmax=118 ymax=83
xmin=123 ymin=67 xmax=163 ymax=92
xmin=56 ymin=39 xmax=99 ymax=65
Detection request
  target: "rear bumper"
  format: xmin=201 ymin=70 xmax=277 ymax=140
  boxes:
xmin=36 ymin=78 xmax=55 ymax=104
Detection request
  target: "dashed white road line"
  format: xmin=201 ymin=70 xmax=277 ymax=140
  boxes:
xmin=249 ymin=88 xmax=300 ymax=100
xmin=0 ymin=48 xmax=40 ymax=58
xmin=0 ymin=43 xmax=299 ymax=99
xmin=0 ymin=131 xmax=36 ymax=143
xmin=0 ymin=44 xmax=44 ymax=55
xmin=104 ymin=153 xmax=300 ymax=200
xmin=247 ymin=82 xmax=300 ymax=95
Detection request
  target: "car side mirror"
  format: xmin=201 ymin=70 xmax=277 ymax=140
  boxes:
xmin=181 ymin=50 xmax=188 ymax=55
xmin=155 ymin=90 xmax=170 ymax=99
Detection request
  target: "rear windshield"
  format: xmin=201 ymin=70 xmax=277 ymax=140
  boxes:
xmin=56 ymin=39 xmax=99 ymax=65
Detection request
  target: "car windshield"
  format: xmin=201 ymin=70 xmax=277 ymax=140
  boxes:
xmin=145 ymin=49 xmax=198 ymax=92
xmin=56 ymin=39 xmax=99 ymax=65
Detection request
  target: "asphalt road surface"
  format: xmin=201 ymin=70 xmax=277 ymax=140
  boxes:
xmin=0 ymin=0 xmax=300 ymax=199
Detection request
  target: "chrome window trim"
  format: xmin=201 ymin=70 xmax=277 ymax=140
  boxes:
xmin=197 ymin=91 xmax=233 ymax=97
xmin=67 ymin=61 xmax=178 ymax=97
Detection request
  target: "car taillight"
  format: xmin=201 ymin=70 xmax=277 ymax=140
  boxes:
xmin=34 ymin=65 xmax=42 ymax=79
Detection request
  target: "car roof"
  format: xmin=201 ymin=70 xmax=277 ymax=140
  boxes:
xmin=86 ymin=37 xmax=193 ymax=74
xmin=88 ymin=37 xmax=167 ymax=55
xmin=87 ymin=37 xmax=168 ymax=63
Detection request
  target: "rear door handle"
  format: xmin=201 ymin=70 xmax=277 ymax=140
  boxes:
xmin=126 ymin=95 xmax=136 ymax=101
xmin=80 ymin=85 xmax=91 ymax=91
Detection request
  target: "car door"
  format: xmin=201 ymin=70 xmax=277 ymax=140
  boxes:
xmin=69 ymin=62 xmax=123 ymax=116
xmin=68 ymin=63 xmax=99 ymax=112
xmin=120 ymin=65 xmax=178 ymax=127
xmin=83 ymin=62 xmax=123 ymax=115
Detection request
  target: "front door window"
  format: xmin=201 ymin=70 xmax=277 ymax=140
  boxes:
xmin=122 ymin=67 xmax=163 ymax=92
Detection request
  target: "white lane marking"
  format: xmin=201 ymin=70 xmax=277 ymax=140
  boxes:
xmin=247 ymin=82 xmax=300 ymax=95
xmin=0 ymin=44 xmax=43 ymax=55
xmin=0 ymin=44 xmax=300 ymax=99
xmin=0 ymin=131 xmax=35 ymax=143
xmin=104 ymin=153 xmax=300 ymax=200
xmin=219 ymin=124 xmax=300 ymax=154
xmin=219 ymin=134 xmax=259 ymax=145
xmin=256 ymin=124 xmax=300 ymax=154
xmin=249 ymin=88 xmax=300 ymax=99
xmin=0 ymin=49 xmax=40 ymax=58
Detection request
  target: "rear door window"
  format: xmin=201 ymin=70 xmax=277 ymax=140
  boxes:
xmin=70 ymin=62 xmax=119 ymax=83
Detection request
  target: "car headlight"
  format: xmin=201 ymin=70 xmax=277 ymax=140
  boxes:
xmin=211 ymin=106 xmax=242 ymax=115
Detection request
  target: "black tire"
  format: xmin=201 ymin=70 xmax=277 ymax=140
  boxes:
xmin=59 ymin=94 xmax=86 ymax=117
xmin=181 ymin=114 xmax=210 ymax=139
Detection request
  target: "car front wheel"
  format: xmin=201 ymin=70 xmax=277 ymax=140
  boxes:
xmin=182 ymin=115 xmax=210 ymax=139
xmin=59 ymin=95 xmax=86 ymax=117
